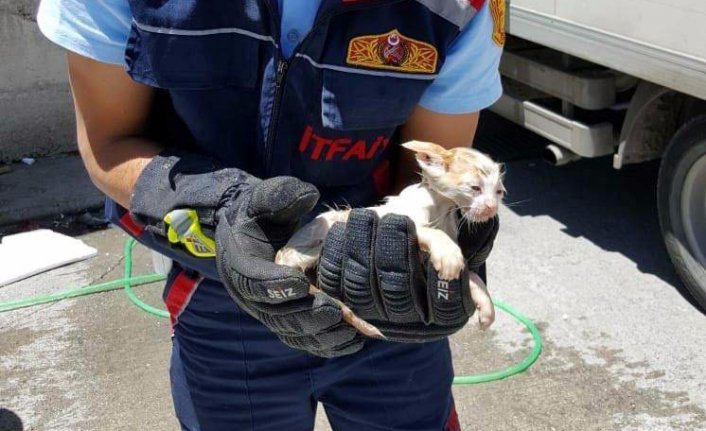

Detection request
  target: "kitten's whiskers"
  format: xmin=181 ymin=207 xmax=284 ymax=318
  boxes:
xmin=502 ymin=198 xmax=531 ymax=208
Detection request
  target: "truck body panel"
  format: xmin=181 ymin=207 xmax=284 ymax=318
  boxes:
xmin=507 ymin=1 xmax=706 ymax=101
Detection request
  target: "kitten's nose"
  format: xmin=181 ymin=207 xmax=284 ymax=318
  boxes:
xmin=485 ymin=201 xmax=498 ymax=213
xmin=481 ymin=203 xmax=498 ymax=219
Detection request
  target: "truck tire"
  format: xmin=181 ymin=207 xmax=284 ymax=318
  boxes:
xmin=658 ymin=116 xmax=706 ymax=310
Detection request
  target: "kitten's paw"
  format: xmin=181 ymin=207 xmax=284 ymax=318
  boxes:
xmin=429 ymin=245 xmax=465 ymax=280
xmin=275 ymin=246 xmax=318 ymax=273
xmin=468 ymin=272 xmax=495 ymax=330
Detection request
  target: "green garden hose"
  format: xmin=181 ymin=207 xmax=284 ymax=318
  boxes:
xmin=0 ymin=273 xmax=164 ymax=313
xmin=452 ymin=299 xmax=542 ymax=385
xmin=0 ymin=237 xmax=542 ymax=384
xmin=121 ymin=238 xmax=169 ymax=318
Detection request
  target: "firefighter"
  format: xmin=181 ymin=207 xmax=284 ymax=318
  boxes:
xmin=38 ymin=1 xmax=504 ymax=429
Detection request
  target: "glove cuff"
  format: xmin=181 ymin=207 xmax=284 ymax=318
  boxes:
xmin=130 ymin=148 xmax=257 ymax=228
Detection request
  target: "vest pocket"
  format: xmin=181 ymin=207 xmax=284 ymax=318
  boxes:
xmin=126 ymin=25 xmax=260 ymax=90
xmin=320 ymin=69 xmax=432 ymax=131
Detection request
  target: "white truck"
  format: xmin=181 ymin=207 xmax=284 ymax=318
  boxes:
xmin=493 ymin=0 xmax=706 ymax=308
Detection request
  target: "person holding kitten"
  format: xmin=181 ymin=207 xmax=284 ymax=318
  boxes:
xmin=38 ymin=0 xmax=504 ymax=429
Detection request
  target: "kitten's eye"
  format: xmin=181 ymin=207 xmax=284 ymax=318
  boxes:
xmin=471 ymin=186 xmax=482 ymax=192
xmin=496 ymin=190 xmax=504 ymax=196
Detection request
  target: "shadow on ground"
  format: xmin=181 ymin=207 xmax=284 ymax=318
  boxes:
xmin=475 ymin=112 xmax=702 ymax=311
xmin=0 ymin=408 xmax=23 ymax=431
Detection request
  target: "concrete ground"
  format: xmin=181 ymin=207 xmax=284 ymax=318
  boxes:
xmin=0 ymin=0 xmax=75 ymax=163
xmin=0 ymin=155 xmax=103 ymax=226
xmin=2 ymin=119 xmax=706 ymax=430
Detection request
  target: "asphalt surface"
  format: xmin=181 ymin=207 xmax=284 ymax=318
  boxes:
xmin=0 ymin=155 xmax=103 ymax=226
xmin=2 ymin=116 xmax=706 ymax=430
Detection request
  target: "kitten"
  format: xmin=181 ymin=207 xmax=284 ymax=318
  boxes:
xmin=276 ymin=140 xmax=505 ymax=337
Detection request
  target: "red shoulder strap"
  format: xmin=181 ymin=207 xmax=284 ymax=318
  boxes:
xmin=468 ymin=0 xmax=487 ymax=10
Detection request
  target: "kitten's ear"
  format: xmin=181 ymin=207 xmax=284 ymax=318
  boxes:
xmin=401 ymin=140 xmax=451 ymax=175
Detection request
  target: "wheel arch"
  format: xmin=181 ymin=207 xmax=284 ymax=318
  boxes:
xmin=614 ymin=81 xmax=687 ymax=169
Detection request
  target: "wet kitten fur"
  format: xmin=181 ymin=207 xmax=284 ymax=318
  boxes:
xmin=276 ymin=140 xmax=505 ymax=334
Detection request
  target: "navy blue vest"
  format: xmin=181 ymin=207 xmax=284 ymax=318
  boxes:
xmin=111 ymin=0 xmax=484 ymax=276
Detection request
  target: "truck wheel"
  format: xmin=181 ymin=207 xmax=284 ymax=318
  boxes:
xmin=658 ymin=116 xmax=706 ymax=310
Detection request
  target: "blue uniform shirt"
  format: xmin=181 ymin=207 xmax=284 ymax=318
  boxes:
xmin=37 ymin=0 xmax=503 ymax=114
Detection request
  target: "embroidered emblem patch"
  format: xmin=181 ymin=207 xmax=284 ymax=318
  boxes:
xmin=490 ymin=0 xmax=506 ymax=47
xmin=346 ymin=30 xmax=438 ymax=74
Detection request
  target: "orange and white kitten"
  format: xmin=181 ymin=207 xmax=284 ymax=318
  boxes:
xmin=276 ymin=140 xmax=504 ymax=336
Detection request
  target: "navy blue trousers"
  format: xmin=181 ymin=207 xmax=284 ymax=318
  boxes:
xmin=164 ymin=268 xmax=459 ymax=431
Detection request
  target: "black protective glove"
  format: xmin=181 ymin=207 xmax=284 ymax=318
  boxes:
xmin=317 ymin=209 xmax=498 ymax=343
xmin=130 ymin=151 xmax=363 ymax=357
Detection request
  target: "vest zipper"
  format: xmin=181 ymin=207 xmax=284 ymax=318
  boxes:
xmin=262 ymin=0 xmax=405 ymax=175
xmin=264 ymin=58 xmax=289 ymax=174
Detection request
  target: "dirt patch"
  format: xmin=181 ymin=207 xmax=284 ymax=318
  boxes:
xmin=451 ymin=322 xmax=706 ymax=430
xmin=0 ymin=0 xmax=37 ymax=21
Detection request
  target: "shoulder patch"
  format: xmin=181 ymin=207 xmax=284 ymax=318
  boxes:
xmin=346 ymin=30 xmax=438 ymax=74
xmin=490 ymin=0 xmax=506 ymax=47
